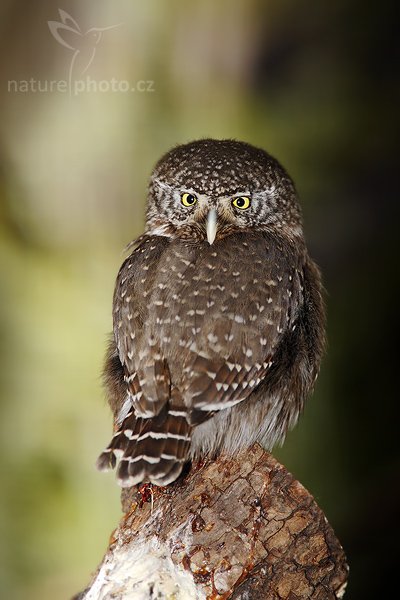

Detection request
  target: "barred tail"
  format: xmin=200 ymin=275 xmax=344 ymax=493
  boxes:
xmin=96 ymin=395 xmax=191 ymax=487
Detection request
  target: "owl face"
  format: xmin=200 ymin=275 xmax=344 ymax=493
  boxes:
xmin=146 ymin=139 xmax=303 ymax=242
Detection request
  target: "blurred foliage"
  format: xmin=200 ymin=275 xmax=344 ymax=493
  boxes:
xmin=0 ymin=1 xmax=397 ymax=599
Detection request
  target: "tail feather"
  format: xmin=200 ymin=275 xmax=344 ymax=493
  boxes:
xmin=96 ymin=411 xmax=132 ymax=471
xmin=96 ymin=395 xmax=192 ymax=487
xmin=125 ymin=360 xmax=170 ymax=418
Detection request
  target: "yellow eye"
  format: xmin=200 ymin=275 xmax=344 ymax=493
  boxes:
xmin=232 ymin=196 xmax=251 ymax=210
xmin=181 ymin=192 xmax=197 ymax=207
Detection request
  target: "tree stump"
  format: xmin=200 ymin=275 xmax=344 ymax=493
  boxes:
xmin=76 ymin=444 xmax=348 ymax=599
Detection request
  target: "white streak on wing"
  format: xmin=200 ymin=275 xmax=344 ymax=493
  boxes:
xmin=197 ymin=397 xmax=245 ymax=411
xmin=130 ymin=431 xmax=191 ymax=442
xmin=116 ymin=395 xmax=133 ymax=425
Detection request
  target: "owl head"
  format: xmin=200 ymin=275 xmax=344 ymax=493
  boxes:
xmin=146 ymin=139 xmax=303 ymax=243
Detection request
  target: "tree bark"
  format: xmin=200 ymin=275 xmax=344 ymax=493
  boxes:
xmin=76 ymin=444 xmax=348 ymax=599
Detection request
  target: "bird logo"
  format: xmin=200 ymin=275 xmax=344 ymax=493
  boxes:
xmin=48 ymin=9 xmax=120 ymax=92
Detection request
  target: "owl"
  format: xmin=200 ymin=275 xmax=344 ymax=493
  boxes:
xmin=96 ymin=139 xmax=325 ymax=487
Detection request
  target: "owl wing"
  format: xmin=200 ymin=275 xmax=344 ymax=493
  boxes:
xmin=97 ymin=235 xmax=193 ymax=486
xmin=112 ymin=234 xmax=172 ymax=419
xmin=178 ymin=232 xmax=304 ymax=422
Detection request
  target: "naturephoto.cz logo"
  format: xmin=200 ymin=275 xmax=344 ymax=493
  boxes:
xmin=7 ymin=9 xmax=155 ymax=96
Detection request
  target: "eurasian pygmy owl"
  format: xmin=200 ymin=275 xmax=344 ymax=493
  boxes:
xmin=97 ymin=139 xmax=325 ymax=487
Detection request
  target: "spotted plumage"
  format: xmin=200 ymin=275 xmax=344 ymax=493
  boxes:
xmin=97 ymin=139 xmax=325 ymax=487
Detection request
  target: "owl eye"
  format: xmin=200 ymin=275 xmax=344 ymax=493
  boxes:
xmin=232 ymin=196 xmax=251 ymax=210
xmin=181 ymin=192 xmax=197 ymax=207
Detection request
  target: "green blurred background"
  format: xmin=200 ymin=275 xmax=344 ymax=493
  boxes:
xmin=0 ymin=1 xmax=397 ymax=598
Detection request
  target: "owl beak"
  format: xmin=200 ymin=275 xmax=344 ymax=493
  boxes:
xmin=206 ymin=208 xmax=217 ymax=245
